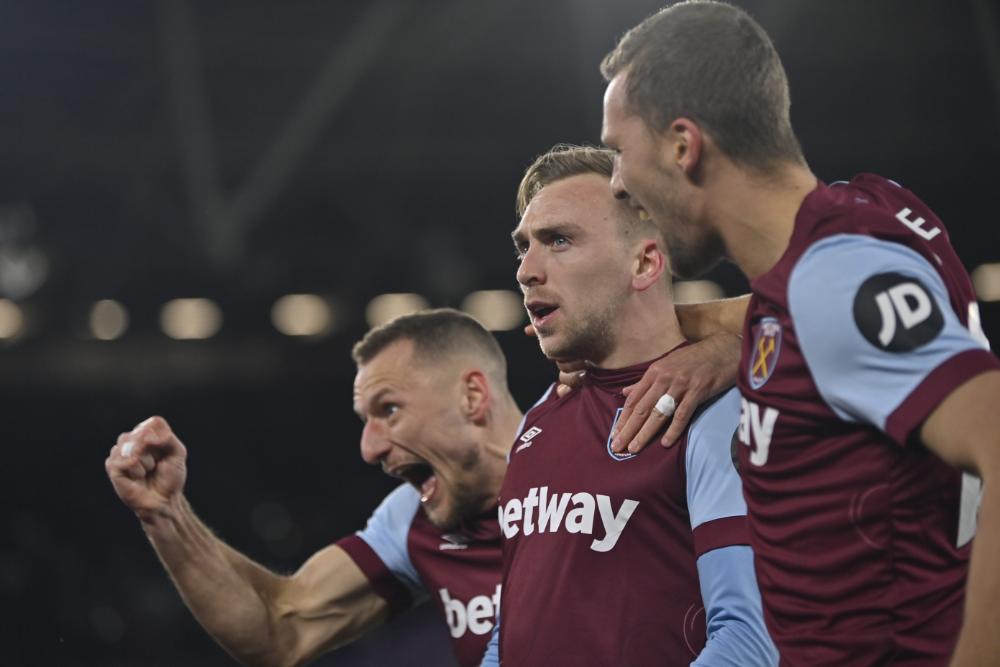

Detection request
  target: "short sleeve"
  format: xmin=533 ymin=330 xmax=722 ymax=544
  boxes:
xmin=337 ymin=483 xmax=426 ymax=610
xmin=788 ymin=233 xmax=996 ymax=444
xmin=685 ymin=389 xmax=750 ymax=557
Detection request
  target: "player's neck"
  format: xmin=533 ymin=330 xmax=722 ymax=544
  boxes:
xmin=595 ymin=288 xmax=685 ymax=369
xmin=710 ymin=160 xmax=817 ymax=280
xmin=480 ymin=397 xmax=524 ymax=503
xmin=491 ymin=396 xmax=524 ymax=459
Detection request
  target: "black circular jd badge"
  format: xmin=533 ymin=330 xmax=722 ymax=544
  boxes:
xmin=852 ymin=272 xmax=943 ymax=352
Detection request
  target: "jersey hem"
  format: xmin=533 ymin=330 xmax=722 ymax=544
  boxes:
xmin=337 ymin=534 xmax=413 ymax=616
xmin=885 ymin=349 xmax=1000 ymax=445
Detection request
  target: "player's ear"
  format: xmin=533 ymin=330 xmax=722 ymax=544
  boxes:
xmin=669 ymin=117 xmax=703 ymax=179
xmin=461 ymin=369 xmax=491 ymax=425
xmin=632 ymin=239 xmax=667 ymax=291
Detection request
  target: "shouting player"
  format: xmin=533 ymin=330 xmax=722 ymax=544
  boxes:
xmin=483 ymin=144 xmax=776 ymax=666
xmin=107 ymin=305 xmax=745 ymax=666
xmin=600 ymin=2 xmax=1000 ymax=664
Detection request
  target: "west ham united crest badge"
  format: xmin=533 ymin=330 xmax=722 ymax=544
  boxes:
xmin=749 ymin=317 xmax=782 ymax=389
xmin=606 ymin=407 xmax=636 ymax=461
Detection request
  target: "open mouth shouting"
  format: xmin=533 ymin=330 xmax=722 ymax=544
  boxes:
xmin=390 ymin=461 xmax=438 ymax=504
xmin=525 ymin=300 xmax=560 ymax=331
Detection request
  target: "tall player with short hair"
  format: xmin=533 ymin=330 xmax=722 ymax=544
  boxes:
xmin=601 ymin=2 xmax=1000 ymax=664
xmin=483 ymin=144 xmax=776 ymax=665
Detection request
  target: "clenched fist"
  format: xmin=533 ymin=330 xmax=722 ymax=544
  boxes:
xmin=106 ymin=416 xmax=188 ymax=522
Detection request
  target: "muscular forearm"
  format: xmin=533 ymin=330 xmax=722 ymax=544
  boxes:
xmin=676 ymin=294 xmax=749 ymax=341
xmin=141 ymin=495 xmax=295 ymax=667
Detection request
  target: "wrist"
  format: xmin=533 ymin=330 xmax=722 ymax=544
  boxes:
xmin=138 ymin=492 xmax=188 ymax=531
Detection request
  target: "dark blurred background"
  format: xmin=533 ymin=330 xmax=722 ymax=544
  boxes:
xmin=1 ymin=1 xmax=998 ymax=665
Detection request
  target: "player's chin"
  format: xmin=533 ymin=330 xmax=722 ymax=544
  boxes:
xmin=424 ymin=499 xmax=460 ymax=531
xmin=537 ymin=334 xmax=564 ymax=356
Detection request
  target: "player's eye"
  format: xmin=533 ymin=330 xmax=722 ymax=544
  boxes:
xmin=551 ymin=235 xmax=569 ymax=249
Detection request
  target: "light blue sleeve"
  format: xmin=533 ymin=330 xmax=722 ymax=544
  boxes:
xmin=355 ymin=483 xmax=427 ymax=602
xmin=788 ymin=234 xmax=986 ymax=431
xmin=685 ymin=390 xmax=775 ymax=665
xmin=691 ymin=546 xmax=778 ymax=667
xmin=686 ymin=389 xmax=746 ymax=531
xmin=480 ymin=611 xmax=500 ymax=667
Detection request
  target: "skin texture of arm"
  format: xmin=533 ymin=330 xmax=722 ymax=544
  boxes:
xmin=674 ymin=294 xmax=750 ymax=341
xmin=106 ymin=417 xmax=390 ymax=667
xmin=919 ymin=370 xmax=1000 ymax=667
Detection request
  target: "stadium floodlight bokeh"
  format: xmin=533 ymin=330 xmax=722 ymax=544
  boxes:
xmin=460 ymin=289 xmax=525 ymax=331
xmin=160 ymin=298 xmax=223 ymax=340
xmin=271 ymin=293 xmax=334 ymax=337
xmin=365 ymin=293 xmax=430 ymax=327
xmin=89 ymin=299 xmax=130 ymax=341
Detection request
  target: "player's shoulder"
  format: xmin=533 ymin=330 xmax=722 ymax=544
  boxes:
xmin=801 ymin=174 xmax=923 ymax=240
xmin=686 ymin=388 xmax=741 ymax=457
xmin=370 ymin=482 xmax=423 ymax=528
xmin=518 ymin=383 xmax=561 ymax=433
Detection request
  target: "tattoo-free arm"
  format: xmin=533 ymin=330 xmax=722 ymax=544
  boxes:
xmin=675 ymin=294 xmax=750 ymax=341
xmin=142 ymin=496 xmax=390 ymax=667
xmin=920 ymin=370 xmax=1000 ymax=667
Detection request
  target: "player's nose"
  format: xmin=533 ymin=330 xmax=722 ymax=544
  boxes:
xmin=516 ymin=245 xmax=544 ymax=287
xmin=609 ymin=162 xmax=629 ymax=201
xmin=359 ymin=420 xmax=392 ymax=465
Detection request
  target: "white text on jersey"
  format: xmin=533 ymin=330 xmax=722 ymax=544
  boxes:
xmin=499 ymin=486 xmax=639 ymax=553
xmin=439 ymin=584 xmax=501 ymax=638
xmin=738 ymin=397 xmax=780 ymax=466
xmin=895 ymin=207 xmax=941 ymax=241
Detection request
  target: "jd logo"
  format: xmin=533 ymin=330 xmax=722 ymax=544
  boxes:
xmin=853 ymin=272 xmax=943 ymax=352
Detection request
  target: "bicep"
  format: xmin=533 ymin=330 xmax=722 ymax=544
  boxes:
xmin=920 ymin=370 xmax=1000 ymax=475
xmin=278 ymin=544 xmax=391 ymax=661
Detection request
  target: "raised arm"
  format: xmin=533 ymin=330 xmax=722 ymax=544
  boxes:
xmin=920 ymin=370 xmax=1000 ymax=667
xmin=105 ymin=417 xmax=389 ymax=667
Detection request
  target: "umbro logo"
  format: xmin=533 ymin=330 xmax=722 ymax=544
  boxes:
xmin=515 ymin=426 xmax=543 ymax=453
xmin=439 ymin=533 xmax=471 ymax=551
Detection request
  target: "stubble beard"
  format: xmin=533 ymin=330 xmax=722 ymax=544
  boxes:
xmin=538 ymin=302 xmax=618 ymax=367
xmin=425 ymin=446 xmax=488 ymax=531
xmin=654 ymin=192 xmax=725 ymax=279
xmin=664 ymin=223 xmax=726 ymax=279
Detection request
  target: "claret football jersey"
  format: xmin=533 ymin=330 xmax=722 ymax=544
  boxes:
xmin=737 ymin=174 xmax=1000 ymax=665
xmin=498 ymin=353 xmax=750 ymax=665
xmin=338 ymin=484 xmax=502 ymax=667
